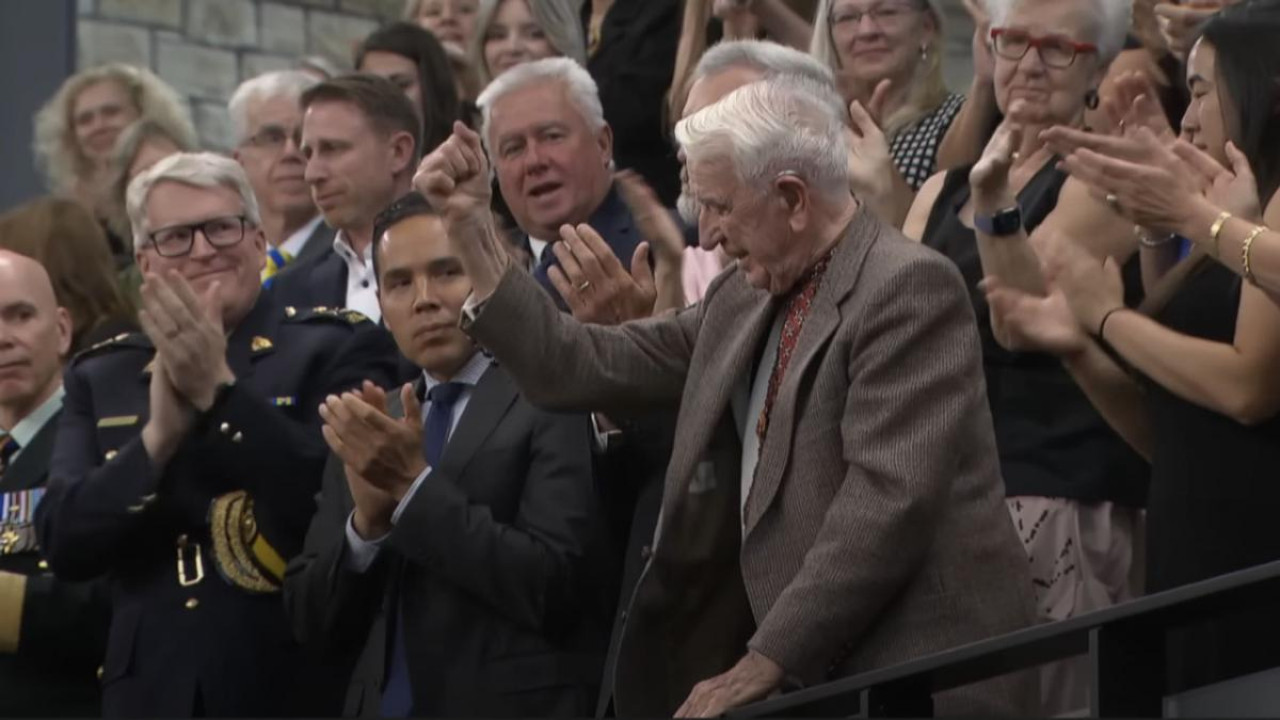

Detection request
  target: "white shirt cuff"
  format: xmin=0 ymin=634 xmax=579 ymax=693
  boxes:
xmin=344 ymin=512 xmax=387 ymax=573
xmin=390 ymin=465 xmax=433 ymax=525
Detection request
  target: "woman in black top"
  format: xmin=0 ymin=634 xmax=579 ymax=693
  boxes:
xmin=985 ymin=0 xmax=1280 ymax=693
xmin=903 ymin=0 xmax=1147 ymax=711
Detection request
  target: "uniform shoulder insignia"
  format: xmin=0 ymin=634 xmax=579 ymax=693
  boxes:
xmin=70 ymin=332 xmax=152 ymax=365
xmin=285 ymin=306 xmax=372 ymax=327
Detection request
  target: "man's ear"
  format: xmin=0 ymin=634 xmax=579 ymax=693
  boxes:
xmin=55 ymin=307 xmax=73 ymax=359
xmin=775 ymin=174 xmax=809 ymax=231
xmin=597 ymin=123 xmax=615 ymax=167
xmin=389 ymin=131 xmax=418 ymax=175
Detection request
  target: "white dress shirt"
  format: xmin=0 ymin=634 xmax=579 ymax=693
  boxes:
xmin=278 ymin=215 xmax=324 ymax=259
xmin=737 ymin=313 xmax=783 ymax=526
xmin=344 ymin=352 xmax=494 ymax=571
xmin=333 ymin=231 xmax=381 ymax=323
xmin=528 ymin=237 xmax=548 ymax=268
xmin=1 ymin=385 xmax=65 ymax=463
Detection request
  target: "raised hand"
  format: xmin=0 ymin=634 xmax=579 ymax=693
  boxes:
xmin=137 ymin=270 xmax=235 ymax=411
xmin=970 ymin=120 xmax=1023 ymax=201
xmin=137 ymin=355 xmax=197 ymax=468
xmin=963 ymin=0 xmax=995 ymax=83
xmin=413 ymin=121 xmax=493 ymax=221
xmin=1154 ymin=2 xmax=1222 ymax=60
xmin=547 ymin=223 xmax=658 ymax=324
xmin=1044 ymin=240 xmax=1126 ymax=335
xmin=1102 ymin=70 xmax=1175 ymax=142
xmin=319 ymin=381 xmax=427 ymax=503
xmin=845 ymin=97 xmax=910 ymax=225
xmin=1176 ymin=140 xmax=1262 ymax=223
xmin=982 ymin=275 xmax=1089 ymax=356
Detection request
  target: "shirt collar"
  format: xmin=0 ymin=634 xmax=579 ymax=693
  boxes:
xmin=279 ymin=215 xmax=323 ymax=258
xmin=421 ymin=350 xmax=492 ymax=396
xmin=332 ymin=230 xmax=373 ymax=264
xmin=4 ymin=385 xmax=65 ymax=450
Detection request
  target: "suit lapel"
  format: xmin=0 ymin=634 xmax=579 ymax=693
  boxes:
xmin=743 ymin=211 xmax=881 ymax=536
xmin=663 ymin=285 xmax=778 ymax=505
xmin=439 ymin=365 xmax=517 ymax=477
xmin=0 ymin=411 xmax=60 ymax=492
xmin=296 ymin=219 xmax=335 ymax=265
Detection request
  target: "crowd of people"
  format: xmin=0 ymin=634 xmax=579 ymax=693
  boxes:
xmin=1 ymin=0 xmax=1279 ymax=716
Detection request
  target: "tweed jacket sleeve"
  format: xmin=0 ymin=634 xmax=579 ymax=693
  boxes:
xmin=465 ymin=265 xmax=706 ymax=416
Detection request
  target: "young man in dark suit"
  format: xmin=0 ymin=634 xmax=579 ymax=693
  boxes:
xmin=284 ymin=193 xmax=613 ymax=717
xmin=0 ymin=251 xmax=107 ymax=716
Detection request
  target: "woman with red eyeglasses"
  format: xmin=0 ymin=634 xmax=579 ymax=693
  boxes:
xmin=902 ymin=0 xmax=1143 ymax=713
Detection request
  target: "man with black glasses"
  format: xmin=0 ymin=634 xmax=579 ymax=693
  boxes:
xmin=36 ymin=152 xmax=393 ymax=717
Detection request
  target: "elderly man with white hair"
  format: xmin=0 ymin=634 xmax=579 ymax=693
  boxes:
xmin=417 ymin=70 xmax=1038 ymax=715
xmin=36 ymin=152 xmax=392 ymax=717
xmin=228 ymin=70 xmax=333 ymax=280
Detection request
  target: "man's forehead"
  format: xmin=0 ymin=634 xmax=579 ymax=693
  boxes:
xmin=0 ymin=254 xmax=56 ymax=309
xmin=489 ymin=81 xmax=583 ymax=134
xmin=249 ymin=94 xmax=303 ymax=125
xmin=685 ymin=66 xmax=764 ymax=118
xmin=145 ymin=181 xmax=242 ymax=223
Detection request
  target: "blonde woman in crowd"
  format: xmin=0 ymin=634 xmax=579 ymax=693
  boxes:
xmin=470 ymin=0 xmax=586 ymax=87
xmin=32 ymin=64 xmax=193 ymax=224
xmin=811 ymin=0 xmax=965 ymax=189
xmin=404 ymin=0 xmax=484 ymax=100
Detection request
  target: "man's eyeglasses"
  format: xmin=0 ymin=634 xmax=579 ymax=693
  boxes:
xmin=990 ymin=28 xmax=1098 ymax=69
xmin=147 ymin=215 xmax=249 ymax=258
xmin=830 ymin=1 xmax=922 ymax=29
xmin=242 ymin=124 xmax=302 ymax=153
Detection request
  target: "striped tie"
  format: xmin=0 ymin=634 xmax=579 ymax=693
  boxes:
xmin=261 ymin=247 xmax=294 ymax=286
xmin=0 ymin=436 xmax=19 ymax=481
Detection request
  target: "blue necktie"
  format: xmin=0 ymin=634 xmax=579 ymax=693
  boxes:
xmin=380 ymin=382 xmax=467 ymax=718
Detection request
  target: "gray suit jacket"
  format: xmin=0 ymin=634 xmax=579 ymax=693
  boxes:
xmin=295 ymin=217 xmax=337 ymax=266
xmin=466 ymin=209 xmax=1038 ymax=716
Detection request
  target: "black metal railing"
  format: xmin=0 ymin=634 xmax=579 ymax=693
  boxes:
xmin=731 ymin=559 xmax=1280 ymax=718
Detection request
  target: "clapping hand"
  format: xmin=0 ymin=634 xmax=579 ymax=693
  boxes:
xmin=320 ymin=381 xmax=426 ymax=509
xmin=982 ymin=275 xmax=1089 ymax=356
xmin=137 ymin=270 xmax=235 ymax=412
xmin=1101 ymin=70 xmax=1175 ymax=142
xmin=970 ymin=119 xmax=1022 ymax=205
xmin=1154 ymin=2 xmax=1223 ymax=60
xmin=1044 ymin=240 xmax=1126 ymax=335
xmin=548 ymin=223 xmax=658 ymax=325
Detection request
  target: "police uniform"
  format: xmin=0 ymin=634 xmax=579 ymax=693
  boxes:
xmin=0 ymin=395 xmax=109 ymax=717
xmin=35 ymin=291 xmax=398 ymax=718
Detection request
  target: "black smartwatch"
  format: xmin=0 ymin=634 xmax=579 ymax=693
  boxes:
xmin=974 ymin=205 xmax=1023 ymax=237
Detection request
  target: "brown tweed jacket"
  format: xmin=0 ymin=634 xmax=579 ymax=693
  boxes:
xmin=466 ymin=209 xmax=1037 ymax=716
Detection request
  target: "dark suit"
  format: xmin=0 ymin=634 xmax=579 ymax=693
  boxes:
xmin=0 ymin=409 xmax=109 ymax=717
xmin=530 ymin=185 xmax=642 ymax=311
xmin=35 ymin=290 xmax=397 ymax=717
xmin=581 ymin=0 xmax=682 ymax=205
xmin=272 ymin=245 xmax=350 ymax=311
xmin=284 ymin=362 xmax=614 ymax=717
xmin=294 ymin=217 xmax=337 ymax=266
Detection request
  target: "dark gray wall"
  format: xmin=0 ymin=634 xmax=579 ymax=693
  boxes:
xmin=0 ymin=0 xmax=77 ymax=213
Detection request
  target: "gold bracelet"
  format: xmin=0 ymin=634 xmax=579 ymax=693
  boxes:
xmin=1209 ymin=211 xmax=1232 ymax=258
xmin=1241 ymin=225 xmax=1266 ymax=286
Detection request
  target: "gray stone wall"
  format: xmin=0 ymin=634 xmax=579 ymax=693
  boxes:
xmin=77 ymin=0 xmax=405 ymax=150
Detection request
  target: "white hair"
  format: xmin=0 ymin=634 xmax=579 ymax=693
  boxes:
xmin=694 ymin=39 xmax=835 ymax=88
xmin=986 ymin=0 xmax=1133 ymax=64
xmin=476 ymin=57 xmax=605 ymax=148
xmin=126 ymin=152 xmax=262 ymax=251
xmin=470 ymin=0 xmax=587 ymax=86
xmin=676 ymin=76 xmax=851 ymax=202
xmin=227 ymin=70 xmax=319 ymax=144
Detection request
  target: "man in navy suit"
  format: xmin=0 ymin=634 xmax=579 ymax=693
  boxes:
xmin=476 ymin=58 xmax=651 ymax=311
xmin=271 ymin=75 xmax=420 ymax=323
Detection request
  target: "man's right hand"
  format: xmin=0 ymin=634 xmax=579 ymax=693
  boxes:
xmin=414 ymin=121 xmax=493 ymax=222
xmin=138 ymin=358 xmax=195 ymax=468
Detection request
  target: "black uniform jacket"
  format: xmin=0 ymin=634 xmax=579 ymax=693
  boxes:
xmin=36 ymin=291 xmax=397 ymax=717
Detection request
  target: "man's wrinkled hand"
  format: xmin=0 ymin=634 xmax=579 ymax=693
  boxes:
xmin=675 ymin=650 xmax=784 ymax=718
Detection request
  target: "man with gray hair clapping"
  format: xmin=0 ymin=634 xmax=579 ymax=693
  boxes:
xmin=416 ymin=71 xmax=1037 ymax=716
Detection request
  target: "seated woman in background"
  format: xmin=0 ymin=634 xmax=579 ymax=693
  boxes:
xmin=902 ymin=0 xmax=1143 ymax=712
xmin=32 ymin=64 xmax=194 ymax=261
xmin=985 ymin=0 xmax=1280 ymax=698
xmin=471 ymin=0 xmax=585 ymax=87
xmin=404 ymin=0 xmax=483 ymax=102
xmin=356 ymin=21 xmax=463 ymax=155
xmin=0 ymin=198 xmax=135 ymax=354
